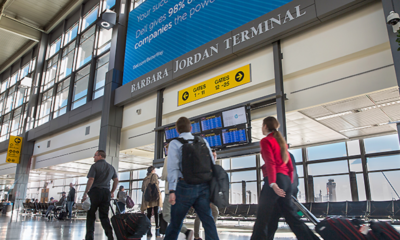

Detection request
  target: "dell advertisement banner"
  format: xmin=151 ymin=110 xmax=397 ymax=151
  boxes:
xmin=123 ymin=0 xmax=292 ymax=85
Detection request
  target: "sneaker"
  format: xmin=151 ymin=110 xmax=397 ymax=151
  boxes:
xmin=185 ymin=230 xmax=194 ymax=240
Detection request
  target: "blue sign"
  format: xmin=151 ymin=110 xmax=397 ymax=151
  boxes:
xmin=123 ymin=0 xmax=292 ymax=85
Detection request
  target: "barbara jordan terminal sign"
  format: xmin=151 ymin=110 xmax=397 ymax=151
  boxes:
xmin=123 ymin=0 xmax=292 ymax=85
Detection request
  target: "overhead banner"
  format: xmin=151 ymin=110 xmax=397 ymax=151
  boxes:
xmin=178 ymin=64 xmax=251 ymax=106
xmin=123 ymin=0 xmax=292 ymax=85
xmin=6 ymin=136 xmax=23 ymax=164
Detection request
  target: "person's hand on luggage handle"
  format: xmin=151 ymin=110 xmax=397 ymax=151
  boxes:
xmin=111 ymin=192 xmax=114 ymax=198
xmin=169 ymin=193 xmax=176 ymax=205
xmin=272 ymin=184 xmax=286 ymax=197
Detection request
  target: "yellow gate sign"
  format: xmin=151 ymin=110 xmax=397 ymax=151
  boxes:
xmin=178 ymin=65 xmax=251 ymax=106
xmin=6 ymin=136 xmax=23 ymax=164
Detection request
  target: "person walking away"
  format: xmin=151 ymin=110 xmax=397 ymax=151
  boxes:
xmin=194 ymin=149 xmax=219 ymax=240
xmin=117 ymin=185 xmax=127 ymax=214
xmin=141 ymin=166 xmax=162 ymax=238
xmin=67 ymin=183 xmax=75 ymax=219
xmin=82 ymin=150 xmax=119 ymax=240
xmin=250 ymin=117 xmax=319 ymax=240
xmin=164 ymin=117 xmax=219 ymax=240
xmin=161 ymin=144 xmax=194 ymax=240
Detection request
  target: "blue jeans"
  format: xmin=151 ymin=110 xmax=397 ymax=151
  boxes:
xmin=117 ymin=202 xmax=125 ymax=214
xmin=164 ymin=180 xmax=219 ymax=240
xmin=67 ymin=201 xmax=74 ymax=218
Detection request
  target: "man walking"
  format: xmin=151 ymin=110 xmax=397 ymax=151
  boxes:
xmin=82 ymin=150 xmax=119 ymax=240
xmin=164 ymin=117 xmax=219 ymax=240
xmin=67 ymin=183 xmax=75 ymax=219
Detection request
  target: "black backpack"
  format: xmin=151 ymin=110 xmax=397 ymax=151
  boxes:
xmin=144 ymin=174 xmax=160 ymax=202
xmin=176 ymin=137 xmax=213 ymax=184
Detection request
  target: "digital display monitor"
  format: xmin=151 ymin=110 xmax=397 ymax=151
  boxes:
xmin=222 ymin=106 xmax=247 ymax=127
xmin=202 ymin=133 xmax=222 ymax=148
xmin=191 ymin=120 xmax=201 ymax=134
xmin=201 ymin=114 xmax=222 ymax=131
xmin=222 ymin=124 xmax=247 ymax=145
xmin=165 ymin=126 xmax=179 ymax=140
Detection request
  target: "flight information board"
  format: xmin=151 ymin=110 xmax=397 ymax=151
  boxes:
xmin=222 ymin=124 xmax=247 ymax=145
xmin=191 ymin=120 xmax=201 ymax=134
xmin=202 ymin=133 xmax=222 ymax=148
xmin=165 ymin=126 xmax=179 ymax=140
xmin=201 ymin=114 xmax=222 ymax=131
xmin=222 ymin=107 xmax=247 ymax=127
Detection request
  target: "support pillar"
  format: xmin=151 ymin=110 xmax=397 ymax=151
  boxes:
xmin=98 ymin=0 xmax=130 ymax=170
xmin=272 ymin=41 xmax=287 ymax=139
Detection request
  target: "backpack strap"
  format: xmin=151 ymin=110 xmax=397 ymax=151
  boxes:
xmin=175 ymin=138 xmax=188 ymax=144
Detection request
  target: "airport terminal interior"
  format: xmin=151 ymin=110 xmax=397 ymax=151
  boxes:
xmin=1 ymin=0 xmax=400 ymax=239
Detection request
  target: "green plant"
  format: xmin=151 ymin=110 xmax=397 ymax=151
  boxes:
xmin=397 ymin=29 xmax=400 ymax=51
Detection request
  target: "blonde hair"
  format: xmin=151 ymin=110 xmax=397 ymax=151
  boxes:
xmin=263 ymin=117 xmax=289 ymax=164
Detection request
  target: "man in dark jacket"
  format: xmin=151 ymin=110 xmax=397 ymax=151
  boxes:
xmin=267 ymin=152 xmax=301 ymax=240
xmin=67 ymin=183 xmax=75 ymax=219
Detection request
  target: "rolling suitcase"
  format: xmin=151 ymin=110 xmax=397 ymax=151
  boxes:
xmin=109 ymin=200 xmax=151 ymax=240
xmin=159 ymin=212 xmax=168 ymax=235
xmin=292 ymin=196 xmax=367 ymax=240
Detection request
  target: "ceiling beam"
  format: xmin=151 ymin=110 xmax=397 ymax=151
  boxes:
xmin=0 ymin=17 xmax=41 ymax=41
xmin=0 ymin=40 xmax=37 ymax=74
xmin=44 ymin=0 xmax=85 ymax=33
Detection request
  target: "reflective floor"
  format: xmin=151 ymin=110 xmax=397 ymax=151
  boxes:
xmin=0 ymin=214 xmax=302 ymax=240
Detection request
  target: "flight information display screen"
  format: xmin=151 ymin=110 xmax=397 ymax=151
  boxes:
xmin=191 ymin=120 xmax=201 ymax=134
xmin=222 ymin=107 xmax=247 ymax=127
xmin=165 ymin=127 xmax=179 ymax=140
xmin=202 ymin=133 xmax=222 ymax=148
xmin=201 ymin=114 xmax=222 ymax=131
xmin=222 ymin=124 xmax=247 ymax=145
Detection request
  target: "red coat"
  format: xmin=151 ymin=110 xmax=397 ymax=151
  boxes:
xmin=260 ymin=133 xmax=294 ymax=185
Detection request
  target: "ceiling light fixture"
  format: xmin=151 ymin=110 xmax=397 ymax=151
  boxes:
xmin=316 ymin=111 xmax=352 ymax=121
xmin=340 ymin=122 xmax=391 ymax=132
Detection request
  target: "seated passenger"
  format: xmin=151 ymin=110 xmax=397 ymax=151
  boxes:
xmin=33 ymin=199 xmax=39 ymax=213
xmin=45 ymin=192 xmax=66 ymax=217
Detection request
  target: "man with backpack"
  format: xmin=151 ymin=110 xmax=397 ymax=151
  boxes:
xmin=164 ymin=117 xmax=219 ymax=240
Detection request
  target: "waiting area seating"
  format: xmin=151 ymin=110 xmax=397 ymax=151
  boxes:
xmin=185 ymin=200 xmax=400 ymax=224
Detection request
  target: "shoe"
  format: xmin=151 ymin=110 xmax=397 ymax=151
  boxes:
xmin=147 ymin=229 xmax=152 ymax=237
xmin=156 ymin=228 xmax=160 ymax=237
xmin=185 ymin=230 xmax=194 ymax=240
xmin=194 ymin=238 xmax=202 ymax=240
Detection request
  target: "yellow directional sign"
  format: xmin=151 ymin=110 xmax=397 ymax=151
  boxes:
xmin=178 ymin=65 xmax=251 ymax=106
xmin=6 ymin=136 xmax=23 ymax=164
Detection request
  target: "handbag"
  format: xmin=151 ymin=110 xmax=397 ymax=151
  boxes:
xmin=144 ymin=174 xmax=160 ymax=202
xmin=126 ymin=195 xmax=135 ymax=208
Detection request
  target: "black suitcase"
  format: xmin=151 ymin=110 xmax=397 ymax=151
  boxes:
xmin=109 ymin=200 xmax=150 ymax=240
xmin=292 ymin=196 xmax=367 ymax=240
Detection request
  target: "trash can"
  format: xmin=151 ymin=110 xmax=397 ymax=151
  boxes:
xmin=2 ymin=203 xmax=13 ymax=216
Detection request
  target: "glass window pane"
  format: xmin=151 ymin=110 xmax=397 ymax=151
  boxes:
xmin=10 ymin=72 xmax=18 ymax=86
xmin=296 ymin=164 xmax=303 ymax=178
xmin=297 ymin=178 xmax=306 ymax=203
xmin=349 ymin=159 xmax=363 ymax=172
xmin=53 ymin=79 xmax=70 ymax=118
xmin=82 ymin=6 xmax=99 ymax=30
xmin=367 ymin=155 xmax=400 ymax=171
xmin=103 ymin=0 xmax=115 ymax=10
xmin=64 ymin=23 xmax=78 ymax=45
xmin=72 ymin=65 xmax=90 ymax=106
xmin=15 ymin=88 xmax=26 ymax=108
xmin=93 ymin=89 xmax=104 ymax=99
xmin=356 ymin=173 xmax=366 ymax=201
xmin=1 ymin=80 xmax=7 ymax=93
xmin=347 ymin=140 xmax=360 ymax=156
xmin=131 ymin=190 xmax=142 ymax=210
xmin=48 ymin=38 xmax=61 ymax=57
xmin=308 ymin=160 xmax=349 ymax=176
xmin=5 ymin=89 xmax=15 ymax=113
xmin=59 ymin=50 xmax=75 ymax=79
xmin=221 ymin=159 xmax=230 ymax=170
xmin=369 ymin=171 xmax=400 ymax=201
xmin=231 ymin=170 xmax=256 ymax=182
xmin=77 ymin=31 xmax=95 ymax=69
xmin=364 ymin=134 xmax=400 ymax=154
xmin=119 ymin=172 xmax=130 ymax=181
xmin=231 ymin=182 xmax=257 ymax=204
xmin=289 ymin=148 xmax=302 ymax=162
xmin=1 ymin=114 xmax=10 ymax=140
xmin=30 ymin=58 xmax=36 ymax=72
xmin=231 ymin=155 xmax=256 ymax=170
xmin=313 ymin=175 xmax=352 ymax=202
xmin=94 ymin=52 xmax=109 ymax=99
xmin=307 ymin=142 xmax=347 ymax=161
xmin=97 ymin=28 xmax=112 ymax=55
xmin=20 ymin=64 xmax=30 ymax=79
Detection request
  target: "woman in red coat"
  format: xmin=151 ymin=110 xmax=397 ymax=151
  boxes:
xmin=251 ymin=117 xmax=318 ymax=240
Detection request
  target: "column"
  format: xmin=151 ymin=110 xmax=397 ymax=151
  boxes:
xmin=272 ymin=41 xmax=287 ymax=139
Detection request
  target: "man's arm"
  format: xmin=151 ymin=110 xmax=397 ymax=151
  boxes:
xmin=82 ymin=178 xmax=94 ymax=202
xmin=167 ymin=141 xmax=180 ymax=192
xmin=203 ymin=139 xmax=215 ymax=164
xmin=111 ymin=178 xmax=119 ymax=198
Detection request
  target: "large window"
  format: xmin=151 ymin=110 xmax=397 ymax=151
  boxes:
xmin=1 ymin=79 xmax=7 ymax=93
xmin=77 ymin=26 xmax=95 ymax=69
xmin=0 ymin=114 xmax=10 ymax=142
xmin=93 ymin=52 xmax=109 ymax=99
xmin=53 ymin=78 xmax=70 ymax=118
xmin=42 ymin=54 xmax=59 ymax=91
xmin=72 ymin=65 xmax=90 ymax=109
xmin=97 ymin=28 xmax=112 ymax=55
xmin=64 ymin=23 xmax=78 ymax=46
xmin=37 ymin=89 xmax=53 ymax=126
xmin=9 ymin=71 xmax=18 ymax=87
xmin=10 ymin=107 xmax=23 ymax=136
xmin=59 ymin=42 xmax=76 ymax=79
xmin=5 ymin=87 xmax=15 ymax=114
xmin=82 ymin=6 xmax=99 ymax=31
xmin=0 ymin=93 xmax=4 ymax=116
xmin=364 ymin=134 xmax=400 ymax=154
xmin=307 ymin=142 xmax=347 ymax=161
xmin=48 ymin=38 xmax=61 ymax=58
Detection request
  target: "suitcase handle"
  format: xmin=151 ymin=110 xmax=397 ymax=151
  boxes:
xmin=291 ymin=196 xmax=320 ymax=225
xmin=109 ymin=199 xmax=121 ymax=216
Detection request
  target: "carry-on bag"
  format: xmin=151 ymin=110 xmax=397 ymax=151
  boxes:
xmin=159 ymin=212 xmax=168 ymax=235
xmin=368 ymin=221 xmax=400 ymax=240
xmin=109 ymin=199 xmax=151 ymax=240
xmin=292 ymin=196 xmax=367 ymax=240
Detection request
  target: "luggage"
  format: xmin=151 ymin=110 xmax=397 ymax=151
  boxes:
xmin=159 ymin=212 xmax=168 ymax=235
xmin=209 ymin=164 xmax=229 ymax=208
xmin=368 ymin=221 xmax=400 ymax=240
xmin=177 ymin=137 xmax=213 ymax=184
xmin=110 ymin=200 xmax=151 ymax=240
xmin=126 ymin=196 xmax=134 ymax=209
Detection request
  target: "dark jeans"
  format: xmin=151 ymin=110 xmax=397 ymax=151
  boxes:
xmin=251 ymin=174 xmax=318 ymax=240
xmin=147 ymin=206 xmax=159 ymax=228
xmin=85 ymin=188 xmax=113 ymax=240
xmin=67 ymin=201 xmax=74 ymax=218
xmin=117 ymin=202 xmax=125 ymax=214
xmin=164 ymin=180 xmax=219 ymax=240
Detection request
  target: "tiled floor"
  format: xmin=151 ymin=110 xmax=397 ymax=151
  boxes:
xmin=0 ymin=214 xmax=301 ymax=240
